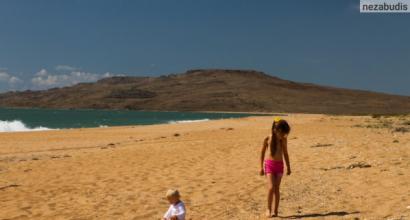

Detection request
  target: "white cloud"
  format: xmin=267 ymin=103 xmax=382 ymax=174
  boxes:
xmin=35 ymin=68 xmax=48 ymax=77
xmin=102 ymin=72 xmax=117 ymax=78
xmin=0 ymin=67 xmax=123 ymax=92
xmin=55 ymin=65 xmax=77 ymax=72
xmin=9 ymin=76 xmax=22 ymax=84
xmin=0 ymin=72 xmax=9 ymax=81
xmin=31 ymin=68 xmax=121 ymax=89
xmin=0 ymin=71 xmax=22 ymax=85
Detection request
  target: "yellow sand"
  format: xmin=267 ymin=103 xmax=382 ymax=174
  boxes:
xmin=0 ymin=114 xmax=409 ymax=219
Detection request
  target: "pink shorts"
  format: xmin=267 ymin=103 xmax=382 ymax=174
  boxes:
xmin=264 ymin=160 xmax=284 ymax=176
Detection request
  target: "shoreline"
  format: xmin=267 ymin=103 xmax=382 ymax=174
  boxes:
xmin=0 ymin=106 xmax=276 ymax=114
xmin=0 ymin=113 xmax=372 ymax=133
xmin=0 ymin=108 xmax=275 ymax=133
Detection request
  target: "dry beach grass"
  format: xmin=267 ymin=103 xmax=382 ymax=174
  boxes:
xmin=0 ymin=114 xmax=409 ymax=219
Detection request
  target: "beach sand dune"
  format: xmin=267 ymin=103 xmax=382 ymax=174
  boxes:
xmin=0 ymin=114 xmax=409 ymax=219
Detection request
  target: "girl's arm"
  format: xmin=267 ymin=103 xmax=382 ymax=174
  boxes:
xmin=282 ymin=137 xmax=291 ymax=175
xmin=260 ymin=136 xmax=269 ymax=175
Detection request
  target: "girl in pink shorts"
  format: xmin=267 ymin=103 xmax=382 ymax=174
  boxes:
xmin=259 ymin=117 xmax=291 ymax=217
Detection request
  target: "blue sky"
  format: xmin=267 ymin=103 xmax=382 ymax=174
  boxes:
xmin=0 ymin=0 xmax=409 ymax=95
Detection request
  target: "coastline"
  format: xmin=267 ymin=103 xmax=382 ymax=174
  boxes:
xmin=0 ymin=108 xmax=267 ymax=132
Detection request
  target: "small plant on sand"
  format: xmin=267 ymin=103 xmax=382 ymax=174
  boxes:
xmin=346 ymin=161 xmax=371 ymax=169
xmin=363 ymin=120 xmax=393 ymax=129
xmin=311 ymin=143 xmax=333 ymax=148
xmin=393 ymin=127 xmax=409 ymax=133
xmin=371 ymin=114 xmax=383 ymax=119
xmin=401 ymin=120 xmax=410 ymax=126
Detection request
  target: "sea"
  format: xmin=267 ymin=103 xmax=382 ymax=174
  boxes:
xmin=0 ymin=108 xmax=267 ymax=132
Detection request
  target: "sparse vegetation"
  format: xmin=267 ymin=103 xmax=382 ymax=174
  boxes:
xmin=371 ymin=114 xmax=383 ymax=119
xmin=346 ymin=162 xmax=371 ymax=169
xmin=311 ymin=143 xmax=333 ymax=148
xmin=106 ymin=88 xmax=157 ymax=99
xmin=393 ymin=127 xmax=409 ymax=133
xmin=353 ymin=114 xmax=410 ymax=133
xmin=401 ymin=120 xmax=410 ymax=126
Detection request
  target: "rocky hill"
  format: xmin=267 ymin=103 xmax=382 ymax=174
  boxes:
xmin=0 ymin=69 xmax=409 ymax=114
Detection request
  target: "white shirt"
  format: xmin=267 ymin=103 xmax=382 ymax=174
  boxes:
xmin=163 ymin=201 xmax=186 ymax=220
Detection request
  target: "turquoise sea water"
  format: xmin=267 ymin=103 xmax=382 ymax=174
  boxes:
xmin=0 ymin=108 xmax=266 ymax=131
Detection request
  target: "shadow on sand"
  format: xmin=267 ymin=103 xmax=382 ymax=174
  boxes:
xmin=280 ymin=211 xmax=360 ymax=219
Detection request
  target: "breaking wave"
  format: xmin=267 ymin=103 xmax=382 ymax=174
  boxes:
xmin=0 ymin=120 xmax=51 ymax=132
xmin=168 ymin=119 xmax=210 ymax=124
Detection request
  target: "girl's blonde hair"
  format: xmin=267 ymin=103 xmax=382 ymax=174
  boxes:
xmin=166 ymin=189 xmax=180 ymax=198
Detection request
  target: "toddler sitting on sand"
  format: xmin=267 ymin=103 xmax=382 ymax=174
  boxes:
xmin=163 ymin=189 xmax=186 ymax=220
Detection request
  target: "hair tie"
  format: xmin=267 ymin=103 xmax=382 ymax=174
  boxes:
xmin=274 ymin=117 xmax=281 ymax=123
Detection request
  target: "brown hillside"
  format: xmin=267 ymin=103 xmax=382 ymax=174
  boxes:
xmin=0 ymin=69 xmax=409 ymax=114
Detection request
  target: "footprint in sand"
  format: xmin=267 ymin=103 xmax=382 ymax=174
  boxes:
xmin=20 ymin=205 xmax=32 ymax=215
xmin=48 ymin=203 xmax=56 ymax=211
xmin=0 ymin=184 xmax=20 ymax=191
xmin=131 ymin=210 xmax=158 ymax=220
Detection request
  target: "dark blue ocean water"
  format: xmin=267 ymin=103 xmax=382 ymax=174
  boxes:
xmin=0 ymin=108 xmax=267 ymax=131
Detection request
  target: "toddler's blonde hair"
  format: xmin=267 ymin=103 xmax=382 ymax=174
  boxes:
xmin=166 ymin=189 xmax=180 ymax=198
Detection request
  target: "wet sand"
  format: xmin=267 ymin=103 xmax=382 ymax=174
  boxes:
xmin=0 ymin=114 xmax=409 ymax=219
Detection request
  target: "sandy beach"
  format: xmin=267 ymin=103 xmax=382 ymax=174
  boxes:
xmin=0 ymin=114 xmax=409 ymax=220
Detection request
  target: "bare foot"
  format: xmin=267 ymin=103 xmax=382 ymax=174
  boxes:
xmin=266 ymin=210 xmax=272 ymax=218
xmin=273 ymin=210 xmax=278 ymax=217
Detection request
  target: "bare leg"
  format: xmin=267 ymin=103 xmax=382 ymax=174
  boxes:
xmin=266 ymin=173 xmax=274 ymax=217
xmin=272 ymin=174 xmax=283 ymax=217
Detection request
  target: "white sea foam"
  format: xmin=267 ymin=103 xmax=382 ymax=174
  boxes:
xmin=0 ymin=120 xmax=51 ymax=132
xmin=168 ymin=119 xmax=210 ymax=124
